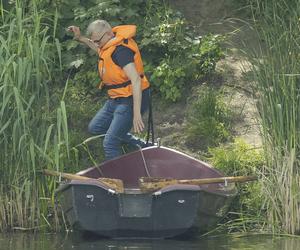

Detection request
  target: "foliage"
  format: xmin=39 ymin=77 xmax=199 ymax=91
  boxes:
xmin=142 ymin=2 xmax=224 ymax=101
xmin=150 ymin=57 xmax=186 ymax=101
xmin=148 ymin=34 xmax=224 ymax=102
xmin=209 ymin=139 xmax=265 ymax=230
xmin=33 ymin=0 xmax=225 ymax=102
xmin=186 ymin=86 xmax=231 ymax=150
xmin=209 ymin=139 xmax=263 ymax=176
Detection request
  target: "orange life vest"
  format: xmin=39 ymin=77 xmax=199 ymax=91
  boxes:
xmin=97 ymin=25 xmax=150 ymax=98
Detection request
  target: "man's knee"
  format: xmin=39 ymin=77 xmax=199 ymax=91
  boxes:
xmin=88 ymin=120 xmax=97 ymax=134
xmin=88 ymin=119 xmax=107 ymax=135
xmin=103 ymin=134 xmax=121 ymax=148
xmin=103 ymin=134 xmax=122 ymax=160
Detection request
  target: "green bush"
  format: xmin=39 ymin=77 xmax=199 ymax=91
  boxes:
xmin=186 ymin=86 xmax=231 ymax=149
xmin=142 ymin=2 xmax=224 ymax=101
xmin=209 ymin=139 xmax=265 ymax=229
xmin=148 ymin=34 xmax=224 ymax=102
xmin=209 ymin=139 xmax=263 ymax=176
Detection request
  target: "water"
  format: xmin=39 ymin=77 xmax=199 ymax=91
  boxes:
xmin=0 ymin=233 xmax=300 ymax=250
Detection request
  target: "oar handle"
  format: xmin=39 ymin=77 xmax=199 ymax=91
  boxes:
xmin=43 ymin=169 xmax=91 ymax=181
xmin=179 ymin=175 xmax=257 ymax=185
xmin=42 ymin=169 xmax=124 ymax=193
xmin=139 ymin=175 xmax=257 ymax=192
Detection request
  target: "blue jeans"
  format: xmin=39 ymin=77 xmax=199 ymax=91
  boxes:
xmin=88 ymin=88 xmax=150 ymax=161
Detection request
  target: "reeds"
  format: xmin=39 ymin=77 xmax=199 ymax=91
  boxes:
xmin=248 ymin=0 xmax=300 ymax=234
xmin=0 ymin=1 xmax=69 ymax=231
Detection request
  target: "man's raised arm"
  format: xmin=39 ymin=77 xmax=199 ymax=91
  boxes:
xmin=67 ymin=26 xmax=98 ymax=52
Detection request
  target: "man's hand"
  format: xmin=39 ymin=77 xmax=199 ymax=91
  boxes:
xmin=67 ymin=26 xmax=98 ymax=52
xmin=67 ymin=26 xmax=81 ymax=40
xmin=133 ymin=112 xmax=145 ymax=134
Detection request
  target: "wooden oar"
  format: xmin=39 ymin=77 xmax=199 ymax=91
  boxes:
xmin=139 ymin=175 xmax=257 ymax=192
xmin=43 ymin=169 xmax=124 ymax=193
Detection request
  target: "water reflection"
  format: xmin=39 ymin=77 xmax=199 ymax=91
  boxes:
xmin=0 ymin=232 xmax=300 ymax=250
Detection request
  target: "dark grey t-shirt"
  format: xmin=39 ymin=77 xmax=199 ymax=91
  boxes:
xmin=111 ymin=45 xmax=135 ymax=68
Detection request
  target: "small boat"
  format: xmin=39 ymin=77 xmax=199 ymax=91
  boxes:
xmin=56 ymin=146 xmax=237 ymax=239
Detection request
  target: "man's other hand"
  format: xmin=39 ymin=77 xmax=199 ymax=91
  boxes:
xmin=133 ymin=113 xmax=144 ymax=134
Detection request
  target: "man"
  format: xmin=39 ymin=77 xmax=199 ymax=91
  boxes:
xmin=68 ymin=20 xmax=150 ymax=161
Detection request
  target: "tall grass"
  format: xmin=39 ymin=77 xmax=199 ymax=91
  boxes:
xmin=186 ymin=86 xmax=231 ymax=150
xmin=248 ymin=0 xmax=300 ymax=234
xmin=0 ymin=1 xmax=69 ymax=231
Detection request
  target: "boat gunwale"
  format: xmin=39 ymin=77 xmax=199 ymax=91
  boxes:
xmin=55 ymin=179 xmax=238 ymax=198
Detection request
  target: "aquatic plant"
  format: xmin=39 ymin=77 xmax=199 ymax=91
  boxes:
xmin=247 ymin=0 xmax=300 ymax=234
xmin=0 ymin=1 xmax=68 ymax=231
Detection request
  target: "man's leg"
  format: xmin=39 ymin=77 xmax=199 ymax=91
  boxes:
xmin=103 ymin=103 xmax=134 ymax=160
xmin=96 ymin=89 xmax=151 ymax=160
xmin=88 ymin=100 xmax=113 ymax=135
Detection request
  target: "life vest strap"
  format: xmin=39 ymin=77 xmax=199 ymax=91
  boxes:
xmin=103 ymin=74 xmax=144 ymax=90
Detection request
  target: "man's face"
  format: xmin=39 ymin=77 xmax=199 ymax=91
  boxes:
xmin=90 ymin=31 xmax=107 ymax=48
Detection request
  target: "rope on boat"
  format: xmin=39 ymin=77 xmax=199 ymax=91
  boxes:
xmin=138 ymin=145 xmax=151 ymax=177
xmin=146 ymin=88 xmax=155 ymax=146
